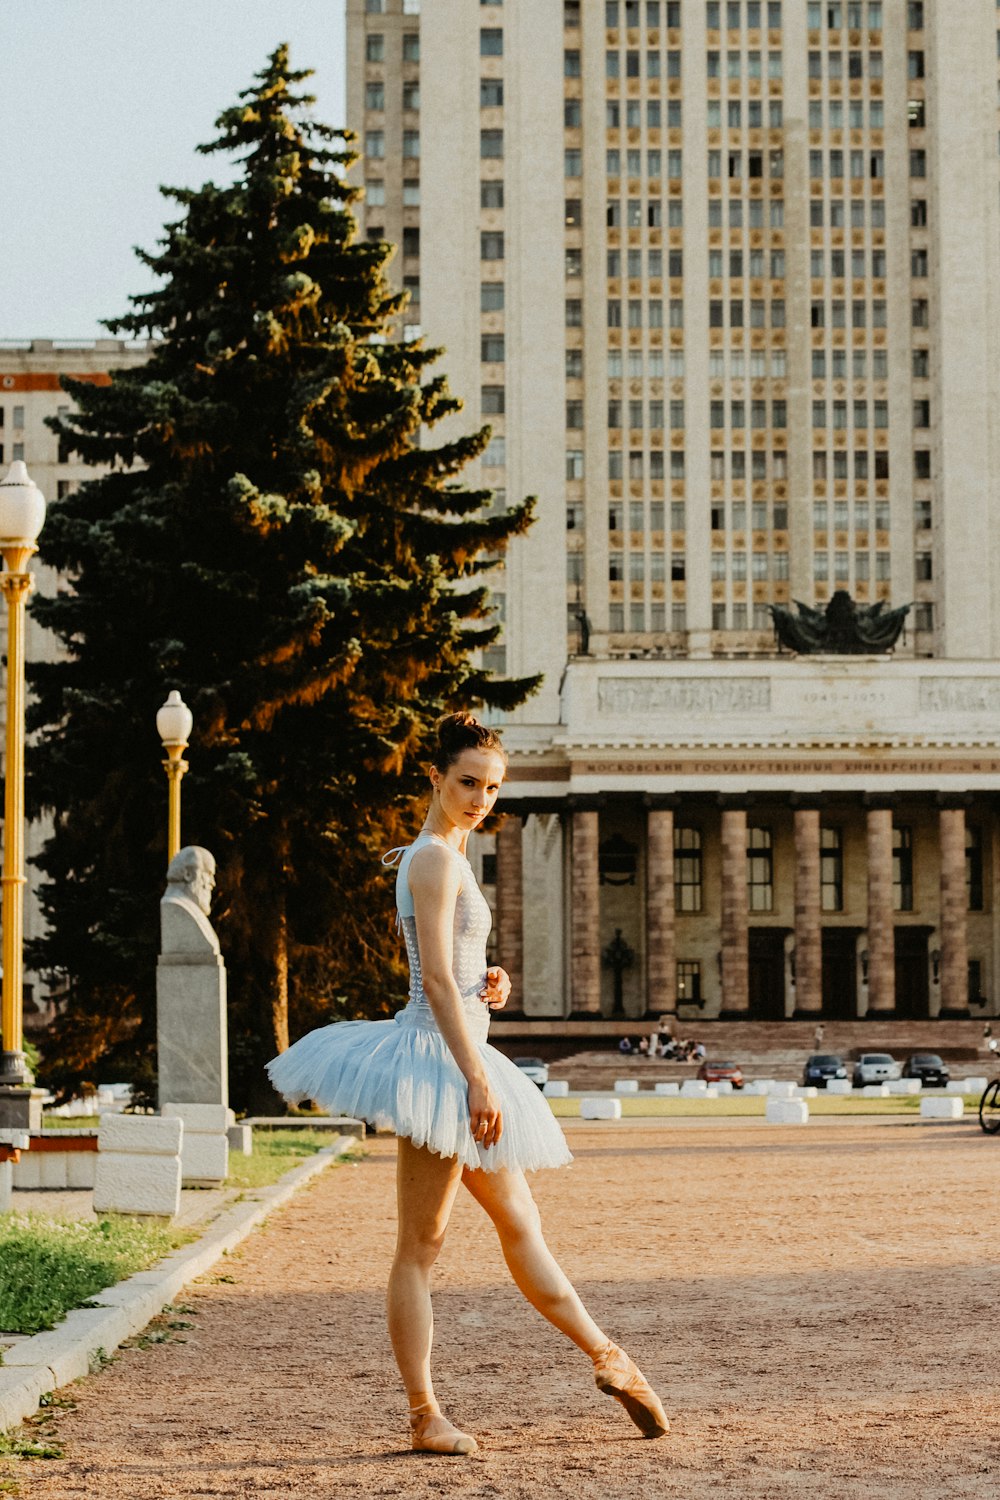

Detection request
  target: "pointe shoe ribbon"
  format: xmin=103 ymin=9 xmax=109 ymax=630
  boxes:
xmin=592 ymin=1341 xmax=670 ymax=1440
xmin=408 ymin=1401 xmax=478 ymax=1456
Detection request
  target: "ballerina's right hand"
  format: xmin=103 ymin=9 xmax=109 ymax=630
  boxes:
xmin=468 ymin=1076 xmax=503 ymax=1150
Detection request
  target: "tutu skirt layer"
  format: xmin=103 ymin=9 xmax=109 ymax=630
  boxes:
xmin=266 ymin=1013 xmax=572 ymax=1173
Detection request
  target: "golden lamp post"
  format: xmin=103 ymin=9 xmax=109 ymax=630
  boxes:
xmin=0 ymin=461 xmax=46 ymax=1095
xmin=156 ymin=690 xmax=193 ymax=861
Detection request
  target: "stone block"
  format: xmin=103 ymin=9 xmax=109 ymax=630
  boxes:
xmin=157 ymin=956 xmax=229 ymax=1109
xmin=226 ymin=1124 xmax=253 ymax=1154
xmin=766 ymin=1098 xmax=809 ymax=1125
xmin=11 ymin=1152 xmax=40 ymax=1189
xmin=66 ymin=1150 xmax=98 ymax=1188
xmin=680 ymin=1080 xmax=708 ymax=1096
xmin=614 ymin=1079 xmax=639 ymax=1095
xmin=795 ymin=1086 xmax=818 ymax=1099
xmin=714 ymin=1080 xmax=734 ymax=1095
xmin=920 ymin=1095 xmax=963 ymax=1120
xmin=180 ymin=1132 xmax=228 ymax=1185
xmin=888 ymin=1079 xmax=922 ymax=1095
xmin=654 ymin=1082 xmax=680 ymax=1096
xmin=948 ymin=1076 xmax=988 ymax=1095
xmin=93 ymin=1151 xmax=182 ymax=1217
xmin=543 ymin=1080 xmax=569 ymax=1098
xmin=581 ymin=1097 xmax=623 ymax=1120
xmin=0 ymin=1159 xmax=11 ymax=1211
xmin=99 ymin=1113 xmax=182 ymax=1156
xmin=826 ymin=1079 xmax=852 ymax=1095
xmin=743 ymin=1081 xmax=769 ymax=1096
xmin=862 ymin=1083 xmax=889 ymax=1097
xmin=768 ymin=1082 xmax=796 ymax=1098
xmin=163 ymin=1102 xmax=235 ymax=1133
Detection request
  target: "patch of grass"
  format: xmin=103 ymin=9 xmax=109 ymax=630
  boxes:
xmin=0 ymin=1432 xmax=62 ymax=1460
xmin=39 ymin=1115 xmax=100 ymax=1130
xmin=0 ymin=1214 xmax=187 ymax=1336
xmin=225 ymin=1128 xmax=352 ymax=1190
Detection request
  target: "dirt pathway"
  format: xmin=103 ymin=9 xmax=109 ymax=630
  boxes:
xmin=20 ymin=1118 xmax=1000 ymax=1499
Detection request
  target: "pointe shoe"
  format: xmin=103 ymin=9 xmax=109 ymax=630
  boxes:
xmin=409 ymin=1401 xmax=479 ymax=1456
xmin=592 ymin=1341 xmax=670 ymax=1440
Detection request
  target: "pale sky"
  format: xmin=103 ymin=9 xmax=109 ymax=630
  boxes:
xmin=0 ymin=0 xmax=348 ymax=340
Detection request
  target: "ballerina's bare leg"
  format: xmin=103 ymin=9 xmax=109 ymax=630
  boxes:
xmin=386 ymin=1136 xmax=476 ymax=1452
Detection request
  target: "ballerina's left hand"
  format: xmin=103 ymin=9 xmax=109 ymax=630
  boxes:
xmin=480 ymin=966 xmax=512 ymax=1010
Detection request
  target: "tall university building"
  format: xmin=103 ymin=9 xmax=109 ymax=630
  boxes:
xmin=3 ymin=2 xmax=1000 ymax=1034
xmin=345 ymin=0 xmax=1000 ymax=1027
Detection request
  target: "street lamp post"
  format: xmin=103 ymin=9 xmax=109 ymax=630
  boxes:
xmin=156 ymin=691 xmax=193 ymax=862
xmin=0 ymin=462 xmax=46 ymax=1093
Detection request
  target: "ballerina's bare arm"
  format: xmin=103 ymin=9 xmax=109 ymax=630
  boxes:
xmin=408 ymin=844 xmax=503 ymax=1148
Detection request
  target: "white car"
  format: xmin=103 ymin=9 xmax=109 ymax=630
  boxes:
xmin=513 ymin=1057 xmax=549 ymax=1089
xmin=852 ymin=1052 xmax=901 ymax=1087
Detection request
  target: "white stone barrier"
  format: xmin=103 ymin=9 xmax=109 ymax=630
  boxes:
xmin=920 ymin=1096 xmax=963 ymax=1120
xmin=713 ymin=1080 xmax=734 ymax=1095
xmin=543 ymin=1079 xmax=569 ymax=1098
xmin=766 ymin=1098 xmax=809 ymax=1125
xmin=93 ymin=1113 xmax=183 ymax=1217
xmin=654 ymin=1082 xmax=680 ymax=1096
xmin=743 ymin=1081 xmax=769 ymax=1096
xmin=163 ymin=1102 xmax=233 ymax=1186
xmin=13 ymin=1144 xmax=98 ymax=1190
xmin=680 ymin=1079 xmax=708 ymax=1097
xmin=581 ymin=1097 xmax=623 ymax=1120
xmin=947 ymin=1077 xmax=988 ymax=1095
xmin=703 ymin=1086 xmax=719 ymax=1098
xmin=795 ymin=1086 xmax=818 ymax=1099
xmin=826 ymin=1079 xmax=852 ymax=1095
xmin=614 ymin=1079 xmax=639 ymax=1095
xmin=861 ymin=1083 xmax=890 ymax=1097
xmin=226 ymin=1124 xmax=253 ymax=1155
xmin=887 ymin=1079 xmax=922 ymax=1095
xmin=0 ymin=1130 xmax=30 ymax=1211
xmin=768 ymin=1081 xmax=796 ymax=1098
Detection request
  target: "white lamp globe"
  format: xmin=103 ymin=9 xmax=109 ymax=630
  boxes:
xmin=156 ymin=690 xmax=193 ymax=748
xmin=0 ymin=461 xmax=46 ymax=547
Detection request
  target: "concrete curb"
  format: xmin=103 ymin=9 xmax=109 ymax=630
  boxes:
xmin=0 ymin=1135 xmax=355 ymax=1432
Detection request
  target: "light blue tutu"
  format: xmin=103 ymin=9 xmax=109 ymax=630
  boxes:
xmin=266 ymin=833 xmax=572 ymax=1174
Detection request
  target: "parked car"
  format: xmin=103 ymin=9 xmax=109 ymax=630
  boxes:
xmin=696 ymin=1060 xmax=744 ymax=1090
xmin=802 ymin=1054 xmax=848 ymax=1088
xmin=901 ymin=1052 xmax=950 ymax=1087
xmin=513 ymin=1057 xmax=549 ymax=1089
xmin=852 ymin=1052 xmax=901 ymax=1087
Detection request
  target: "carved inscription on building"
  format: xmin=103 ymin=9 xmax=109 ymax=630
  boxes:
xmin=919 ymin=678 xmax=1000 ymax=714
xmin=597 ymin=677 xmax=771 ymax=715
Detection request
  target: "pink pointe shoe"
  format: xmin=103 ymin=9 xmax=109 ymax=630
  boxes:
xmin=592 ymin=1341 xmax=671 ymax=1439
xmin=408 ymin=1400 xmax=478 ymax=1456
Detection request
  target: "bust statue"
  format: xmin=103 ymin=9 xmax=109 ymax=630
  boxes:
xmin=160 ymin=845 xmax=220 ymax=956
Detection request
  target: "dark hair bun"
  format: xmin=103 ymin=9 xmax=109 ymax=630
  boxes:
xmin=432 ymin=711 xmax=507 ymax=771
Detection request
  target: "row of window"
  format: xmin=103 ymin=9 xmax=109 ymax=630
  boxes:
xmin=811 ymin=450 xmax=895 ymax=480
xmin=709 ymin=299 xmax=787 ymax=327
xmin=809 ymin=300 xmax=888 ymax=329
xmin=364 ymin=81 xmax=419 ymax=110
xmin=707 ymin=199 xmax=785 ymax=228
xmin=711 ymin=501 xmax=788 ymax=528
xmin=364 ymin=31 xmax=419 ymax=62
xmin=813 ymin=349 xmax=891 ymax=379
xmin=604 ymin=200 xmax=684 ymax=229
xmin=709 ymin=148 xmax=784 ymax=177
xmin=602 ymin=99 xmax=682 ymax=128
xmin=604 ymin=0 xmax=681 ymax=25
xmin=605 ymin=248 xmax=682 ymax=277
xmin=710 ymin=399 xmax=787 ymax=427
xmin=606 ymin=400 xmax=686 ymax=428
xmin=605 ymin=553 xmax=685 ymax=582
xmin=707 ymin=1 xmax=784 ymax=25
xmin=607 ymin=450 xmax=687 ymax=480
xmin=807 ymin=99 xmax=886 ymax=128
xmin=812 ymin=398 xmax=889 ymax=427
xmin=606 ymin=299 xmax=685 ymax=328
xmin=603 ymin=149 xmax=684 ymax=177
xmin=813 ymin=500 xmax=891 ymax=529
xmin=364 ymin=130 xmax=419 ymax=159
xmin=709 ymin=604 xmax=777 ymax=632
xmin=706 ymin=51 xmax=785 ymax=79
xmin=710 ymin=552 xmax=790 ymax=580
xmin=710 ymin=450 xmax=788 ymax=479
xmin=711 ymin=249 xmax=785 ymax=277
xmin=675 ymin=822 xmax=981 ymax=915
xmin=602 ymin=50 xmax=682 ymax=80
xmin=605 ymin=603 xmax=687 ymax=631
xmin=813 ymin=551 xmax=891 ymax=582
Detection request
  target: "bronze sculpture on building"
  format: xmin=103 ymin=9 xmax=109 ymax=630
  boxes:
xmin=770 ymin=590 xmax=911 ymax=655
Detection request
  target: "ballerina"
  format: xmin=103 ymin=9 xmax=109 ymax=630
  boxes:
xmin=267 ymin=712 xmax=669 ymax=1454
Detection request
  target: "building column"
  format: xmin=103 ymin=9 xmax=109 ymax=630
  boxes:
xmin=793 ymin=808 xmax=822 ymax=1015
xmin=646 ymin=807 xmax=676 ymax=1017
xmin=866 ymin=806 xmax=895 ymax=1014
xmin=570 ymin=809 xmax=601 ymax=1013
xmin=719 ymin=807 xmax=749 ymax=1017
xmin=939 ymin=805 xmax=970 ymax=1018
xmin=495 ymin=815 xmax=524 ymax=1008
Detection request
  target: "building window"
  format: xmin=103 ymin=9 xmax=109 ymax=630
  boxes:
xmin=967 ymin=826 xmax=984 ymax=911
xmin=480 ymin=129 xmax=504 ymax=158
xmin=482 ymin=385 xmax=505 ymax=415
xmin=893 ymin=825 xmax=913 ymax=912
xmin=482 ymin=436 xmax=505 ymax=468
xmin=747 ymin=826 xmax=773 ymax=912
xmin=677 ymin=961 xmax=702 ymax=1006
xmin=820 ymin=827 xmax=843 ymax=912
xmin=481 ymin=232 xmax=505 ymax=260
xmin=402 ymin=32 xmax=420 ymax=61
xmin=481 ymin=333 xmax=505 ymax=363
xmin=366 ymin=34 xmax=384 ymax=61
xmin=481 ymin=180 xmax=504 ymax=209
xmin=364 ymin=81 xmax=385 ymax=110
xmin=365 ymin=130 xmax=385 ymax=159
xmin=481 ymin=27 xmax=504 ymax=55
xmin=674 ymin=828 xmax=702 ymax=913
xmin=402 ymin=130 xmax=420 ymax=159
xmin=481 ymin=78 xmax=504 ymax=107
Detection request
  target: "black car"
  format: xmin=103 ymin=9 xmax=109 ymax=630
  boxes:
xmin=902 ymin=1052 xmax=950 ymax=1087
xmin=802 ymin=1053 xmax=848 ymax=1088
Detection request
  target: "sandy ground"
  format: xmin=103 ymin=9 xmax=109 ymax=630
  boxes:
xmin=19 ymin=1116 xmax=1000 ymax=1500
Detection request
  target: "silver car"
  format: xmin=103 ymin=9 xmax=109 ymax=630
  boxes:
xmin=852 ymin=1052 xmax=901 ymax=1087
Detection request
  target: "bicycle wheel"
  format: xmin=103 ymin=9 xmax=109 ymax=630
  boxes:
xmin=978 ymin=1080 xmax=1000 ymax=1134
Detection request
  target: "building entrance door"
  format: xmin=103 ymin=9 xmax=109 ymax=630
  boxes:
xmin=894 ymin=926 xmax=932 ymax=1018
xmin=749 ymin=928 xmax=787 ymax=1019
xmin=821 ymin=928 xmax=860 ymax=1019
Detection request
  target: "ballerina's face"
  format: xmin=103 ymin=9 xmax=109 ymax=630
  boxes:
xmin=432 ymin=747 xmax=506 ymax=832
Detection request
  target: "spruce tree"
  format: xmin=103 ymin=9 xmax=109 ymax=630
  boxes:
xmin=28 ymin=46 xmax=537 ymax=1109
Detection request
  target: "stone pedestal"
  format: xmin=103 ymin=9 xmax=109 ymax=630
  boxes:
xmin=939 ymin=806 xmax=970 ymax=1018
xmin=495 ymin=816 xmax=524 ymax=1005
xmin=866 ymin=808 xmax=895 ymax=1015
xmin=0 ymin=1086 xmax=45 ymax=1132
xmin=719 ymin=808 xmax=749 ymax=1017
xmin=793 ymin=809 xmax=822 ymax=1016
xmin=645 ymin=808 xmax=676 ymax=1016
xmin=156 ymin=850 xmax=228 ymax=1110
xmin=163 ymin=1102 xmax=232 ymax=1186
xmin=570 ymin=810 xmax=601 ymax=1013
